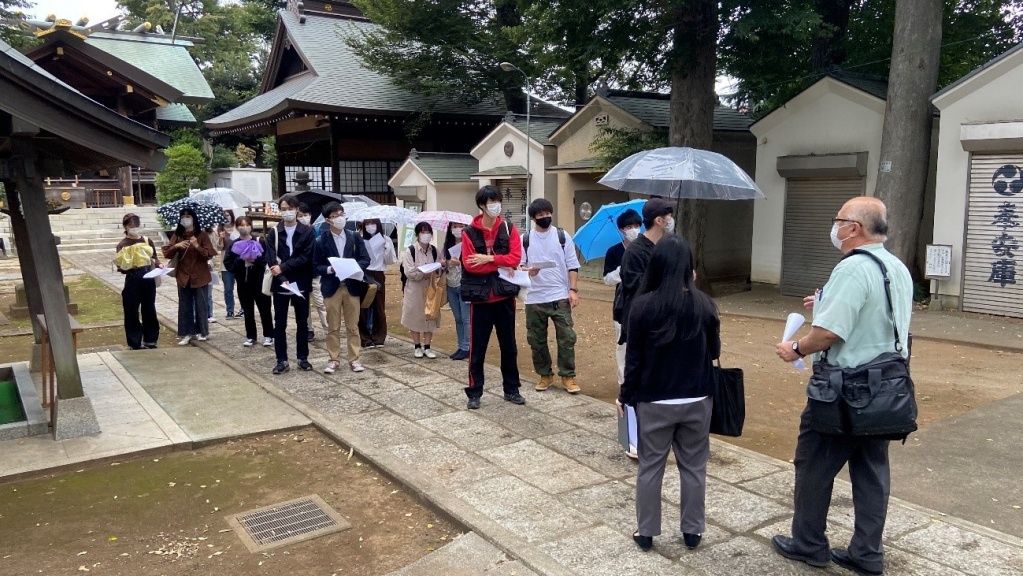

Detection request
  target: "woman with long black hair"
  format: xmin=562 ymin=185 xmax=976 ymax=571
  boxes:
xmin=222 ymin=215 xmax=275 ymax=348
xmin=358 ymin=217 xmax=396 ymax=348
xmin=618 ymin=236 xmax=720 ymax=552
xmin=161 ymin=207 xmax=216 ymax=346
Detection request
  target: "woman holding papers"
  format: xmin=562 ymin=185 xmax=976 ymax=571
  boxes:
xmin=223 ymin=216 xmax=274 ymax=348
xmin=401 ymin=222 xmax=441 ymax=358
xmin=115 ymin=213 xmax=162 ymax=350
xmin=359 ymin=218 xmax=396 ymax=348
xmin=618 ymin=236 xmax=720 ymax=553
xmin=161 ymin=207 xmax=217 ymax=346
xmin=442 ymin=224 xmax=470 ymax=360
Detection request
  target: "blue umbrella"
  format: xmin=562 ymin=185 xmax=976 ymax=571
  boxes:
xmin=572 ymin=199 xmax=647 ymax=261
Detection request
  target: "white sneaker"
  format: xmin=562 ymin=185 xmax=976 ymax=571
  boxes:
xmin=208 ymin=317 xmax=217 ymax=323
xmin=177 ymin=336 xmax=191 ymax=346
xmin=626 ymin=446 xmax=639 ymax=460
xmin=195 ymin=334 xmax=208 ymax=342
xmin=350 ymin=361 xmax=365 ymax=373
xmin=243 ymin=338 xmax=255 ymax=347
xmin=423 ymin=348 xmax=437 ymax=359
xmin=324 ymin=361 xmax=340 ymax=374
xmin=414 ymin=347 xmax=424 ymax=359
xmin=263 ymin=337 xmax=274 ymax=347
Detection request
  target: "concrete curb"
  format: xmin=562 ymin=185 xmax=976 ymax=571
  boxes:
xmin=198 ymin=341 xmax=577 ymax=576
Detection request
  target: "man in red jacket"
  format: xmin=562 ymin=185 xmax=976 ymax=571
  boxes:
xmin=460 ymin=185 xmax=526 ymax=409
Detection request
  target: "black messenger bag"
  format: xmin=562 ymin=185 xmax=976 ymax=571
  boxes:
xmin=805 ymin=249 xmax=918 ymax=441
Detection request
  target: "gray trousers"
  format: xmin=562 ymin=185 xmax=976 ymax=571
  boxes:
xmin=635 ymin=398 xmax=712 ymax=537
xmin=790 ymin=404 xmax=891 ymax=572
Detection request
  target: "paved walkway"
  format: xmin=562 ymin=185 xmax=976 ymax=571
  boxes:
xmin=66 ymin=252 xmax=1023 ymax=576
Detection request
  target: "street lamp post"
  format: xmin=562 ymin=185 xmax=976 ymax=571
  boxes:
xmin=499 ymin=62 xmax=531 ymax=208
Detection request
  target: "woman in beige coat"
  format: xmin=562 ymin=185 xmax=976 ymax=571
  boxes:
xmin=401 ymin=222 xmax=441 ymax=359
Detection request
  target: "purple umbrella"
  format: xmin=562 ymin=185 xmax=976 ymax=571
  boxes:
xmin=231 ymin=239 xmax=264 ymax=261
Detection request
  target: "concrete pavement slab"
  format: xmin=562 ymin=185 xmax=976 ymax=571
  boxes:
xmin=336 ymin=409 xmax=435 ymax=447
xmin=418 ymin=411 xmax=523 ymax=452
xmin=454 ymin=475 xmax=596 ymax=542
xmin=479 ymin=440 xmax=606 ymax=494
xmin=539 ymin=525 xmax=680 ymax=576
xmin=679 ymin=536 xmax=835 ymax=576
xmin=477 ymin=402 xmax=576 ymax=439
xmin=894 ymin=522 xmax=1023 ymax=576
xmin=537 ymin=429 xmax=638 ymax=480
xmin=388 ymin=437 xmax=504 ymax=490
xmin=482 ymin=560 xmax=540 ymax=576
xmin=375 ymin=388 xmax=457 ymax=421
xmin=386 ymin=532 xmax=507 ymax=576
xmin=707 ymin=442 xmax=787 ymax=483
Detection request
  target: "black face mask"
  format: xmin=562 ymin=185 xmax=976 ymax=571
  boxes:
xmin=535 ymin=217 xmax=552 ymax=229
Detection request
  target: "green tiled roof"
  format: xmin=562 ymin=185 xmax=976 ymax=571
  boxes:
xmin=549 ymin=158 xmax=600 ymax=171
xmin=606 ymin=91 xmax=752 ymax=132
xmin=411 ymin=153 xmax=479 ymax=182
xmin=207 ymin=11 xmax=507 ymax=131
xmin=156 ymin=103 xmax=196 ymax=124
xmin=85 ymin=32 xmax=214 ymax=103
xmin=472 ymin=165 xmax=527 ymax=177
xmin=502 ymin=116 xmax=566 ymax=146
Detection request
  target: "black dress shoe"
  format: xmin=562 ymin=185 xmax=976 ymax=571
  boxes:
xmin=771 ymin=535 xmax=829 ymax=568
xmin=307 ymin=331 xmax=315 ymax=342
xmin=273 ymin=362 xmax=290 ymax=374
xmin=298 ymin=359 xmax=313 ymax=371
xmin=632 ymin=532 xmax=652 ymax=551
xmin=683 ymin=533 xmax=702 ymax=549
xmin=466 ymin=397 xmax=481 ymax=410
xmin=504 ymin=392 xmax=526 ymax=405
xmin=450 ymin=350 xmax=469 ymax=361
xmin=831 ymin=548 xmax=883 ymax=575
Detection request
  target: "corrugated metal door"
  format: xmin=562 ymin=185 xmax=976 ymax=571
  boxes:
xmin=962 ymin=154 xmax=1023 ymax=317
xmin=497 ymin=178 xmax=528 ymax=232
xmin=779 ymin=178 xmax=863 ymax=297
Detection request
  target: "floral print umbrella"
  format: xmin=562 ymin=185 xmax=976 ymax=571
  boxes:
xmin=156 ymin=198 xmax=228 ymax=230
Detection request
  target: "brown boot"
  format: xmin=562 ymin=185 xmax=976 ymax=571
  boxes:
xmin=562 ymin=376 xmax=580 ymax=394
xmin=535 ymin=375 xmax=554 ymax=391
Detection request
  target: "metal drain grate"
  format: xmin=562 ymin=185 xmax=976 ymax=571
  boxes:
xmin=225 ymin=494 xmax=351 ymax=552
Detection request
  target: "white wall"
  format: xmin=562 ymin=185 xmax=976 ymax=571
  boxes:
xmin=932 ymin=56 xmax=1023 ymax=305
xmin=474 ymin=127 xmax=550 ymax=202
xmin=750 ymin=81 xmax=885 ymax=284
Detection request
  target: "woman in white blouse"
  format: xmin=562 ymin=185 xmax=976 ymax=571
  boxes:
xmin=358 ymin=217 xmax=396 ymax=348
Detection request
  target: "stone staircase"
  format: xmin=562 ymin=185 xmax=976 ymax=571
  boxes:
xmin=0 ymin=207 xmax=167 ymax=255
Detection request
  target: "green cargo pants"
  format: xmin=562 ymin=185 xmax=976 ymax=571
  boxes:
xmin=525 ymin=299 xmax=577 ymax=377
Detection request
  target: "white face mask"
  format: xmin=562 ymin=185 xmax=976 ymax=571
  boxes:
xmin=179 ymin=217 xmax=193 ymax=228
xmin=333 ymin=216 xmax=347 ymax=229
xmin=281 ymin=210 xmax=296 ymax=222
xmin=451 ymin=226 xmax=464 ymax=238
xmin=830 ymin=222 xmax=852 ymax=250
xmin=663 ymin=217 xmax=676 ymax=234
xmin=127 ymin=227 xmax=141 ymax=236
xmin=365 ymin=224 xmax=377 ymax=235
xmin=623 ymin=228 xmax=640 ymax=242
xmin=298 ymin=215 xmax=311 ymax=226
xmin=486 ymin=202 xmax=502 ymax=217
xmin=419 ymin=233 xmax=433 ymax=244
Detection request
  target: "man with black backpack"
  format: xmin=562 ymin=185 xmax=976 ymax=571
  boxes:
xmin=460 ymin=185 xmax=526 ymax=410
xmin=520 ymin=198 xmax=582 ymax=394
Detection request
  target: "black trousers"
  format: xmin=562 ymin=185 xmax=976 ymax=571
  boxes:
xmin=273 ymin=292 xmax=309 ymax=363
xmin=358 ymin=270 xmax=388 ymax=346
xmin=122 ymin=270 xmax=159 ymax=349
xmin=465 ymin=297 xmax=520 ymax=399
xmin=238 ymin=280 xmax=273 ymax=341
xmin=790 ymin=404 xmax=891 ymax=573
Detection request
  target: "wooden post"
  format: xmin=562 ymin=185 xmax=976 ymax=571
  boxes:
xmin=330 ymin=119 xmax=341 ymax=194
xmin=3 ymin=186 xmax=44 ymax=343
xmin=11 ymin=142 xmax=84 ymax=399
xmin=274 ymin=135 xmax=286 ymax=197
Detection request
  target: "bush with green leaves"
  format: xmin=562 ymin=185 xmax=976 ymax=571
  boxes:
xmin=155 ymin=144 xmax=209 ymax=205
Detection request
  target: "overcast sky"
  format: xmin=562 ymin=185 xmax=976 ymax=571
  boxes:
xmin=27 ymin=0 xmax=121 ymax=22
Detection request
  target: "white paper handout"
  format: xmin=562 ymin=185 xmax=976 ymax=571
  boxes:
xmin=417 ymin=262 xmax=442 ymax=274
xmin=328 ymin=257 xmax=365 ymax=281
xmin=530 ymin=261 xmax=558 ymax=270
xmin=783 ymin=312 xmax=807 ymax=371
xmin=502 ymin=269 xmax=532 ymax=289
xmin=447 ymin=243 xmax=462 ymax=260
xmin=368 ymin=233 xmax=387 ymax=253
xmin=143 ymin=267 xmax=174 ymax=279
xmin=279 ymin=281 xmax=305 ymax=299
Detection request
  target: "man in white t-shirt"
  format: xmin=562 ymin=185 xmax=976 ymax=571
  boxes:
xmin=520 ymin=198 xmax=581 ymax=394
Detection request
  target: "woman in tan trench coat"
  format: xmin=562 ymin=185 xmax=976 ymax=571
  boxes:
xmin=401 ymin=222 xmax=441 ymax=359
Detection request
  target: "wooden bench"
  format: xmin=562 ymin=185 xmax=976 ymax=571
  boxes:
xmin=35 ymin=313 xmax=84 ymax=425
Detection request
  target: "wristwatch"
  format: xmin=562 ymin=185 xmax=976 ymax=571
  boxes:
xmin=792 ymin=341 xmax=805 ymax=358
xmin=569 ymin=288 xmax=578 ymax=293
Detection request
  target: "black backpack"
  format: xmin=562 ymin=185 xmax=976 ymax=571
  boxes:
xmin=399 ymin=244 xmax=438 ymax=292
xmin=522 ymin=227 xmax=567 ymax=265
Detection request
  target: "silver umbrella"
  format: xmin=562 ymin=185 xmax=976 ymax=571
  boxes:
xmin=599 ymin=147 xmax=764 ymax=200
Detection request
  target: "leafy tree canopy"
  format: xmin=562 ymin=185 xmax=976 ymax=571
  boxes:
xmin=155 ymin=143 xmax=209 ymax=204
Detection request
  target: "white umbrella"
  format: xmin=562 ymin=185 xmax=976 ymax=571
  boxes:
xmin=349 ymin=205 xmax=418 ymax=224
xmin=599 ymin=147 xmax=764 ymax=200
xmin=190 ymin=188 xmax=253 ymax=215
xmin=415 ymin=210 xmax=473 ymax=231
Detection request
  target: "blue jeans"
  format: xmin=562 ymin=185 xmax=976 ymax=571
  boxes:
xmin=195 ymin=283 xmax=213 ymax=325
xmin=221 ymin=270 xmax=236 ymax=315
xmin=447 ymin=285 xmax=470 ymax=352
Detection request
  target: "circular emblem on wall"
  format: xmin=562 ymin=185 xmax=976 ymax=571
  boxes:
xmin=60 ymin=192 xmax=72 ymax=201
xmin=504 ymin=141 xmax=514 ymax=157
xmin=324 ymin=3 xmax=333 ymax=10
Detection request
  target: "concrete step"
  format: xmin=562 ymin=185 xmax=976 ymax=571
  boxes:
xmin=386 ymin=533 xmax=536 ymax=576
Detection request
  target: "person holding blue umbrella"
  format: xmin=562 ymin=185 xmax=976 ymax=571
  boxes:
xmin=604 ymin=208 xmax=642 ymax=458
xmin=571 ymin=198 xmax=647 ymax=262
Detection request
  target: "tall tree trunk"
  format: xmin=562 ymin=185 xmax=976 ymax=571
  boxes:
xmin=668 ymin=0 xmax=718 ymax=293
xmin=874 ymin=0 xmax=942 ymax=272
xmin=810 ymin=0 xmax=855 ymax=73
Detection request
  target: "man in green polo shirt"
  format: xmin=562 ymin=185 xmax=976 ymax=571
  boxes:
xmin=771 ymin=196 xmax=913 ymax=576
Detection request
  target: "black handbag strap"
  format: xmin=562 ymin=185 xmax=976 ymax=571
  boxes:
xmin=842 ymin=248 xmax=903 ymax=354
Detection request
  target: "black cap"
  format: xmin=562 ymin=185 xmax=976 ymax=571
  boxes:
xmin=642 ymin=198 xmax=673 ymax=222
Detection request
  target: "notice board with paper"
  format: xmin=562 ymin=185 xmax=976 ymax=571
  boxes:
xmin=925 ymin=244 xmax=953 ymax=279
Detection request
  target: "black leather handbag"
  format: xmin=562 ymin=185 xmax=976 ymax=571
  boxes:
xmin=710 ymin=361 xmax=745 ymax=437
xmin=805 ymin=249 xmax=918 ymax=441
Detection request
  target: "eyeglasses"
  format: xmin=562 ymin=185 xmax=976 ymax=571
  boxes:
xmin=832 ymin=218 xmax=861 ymax=226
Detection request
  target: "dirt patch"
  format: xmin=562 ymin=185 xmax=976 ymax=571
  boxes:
xmin=384 ymin=276 xmax=1023 ymax=461
xmin=0 ymin=430 xmax=462 ymax=576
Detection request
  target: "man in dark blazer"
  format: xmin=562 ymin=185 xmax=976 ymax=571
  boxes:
xmin=314 ymin=201 xmax=371 ymax=374
xmin=265 ymin=194 xmax=316 ymax=374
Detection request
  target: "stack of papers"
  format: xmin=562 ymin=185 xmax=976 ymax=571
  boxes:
xmin=447 ymin=243 xmax=462 ymax=260
xmin=417 ymin=262 xmax=442 ymax=274
xmin=279 ymin=281 xmax=305 ymax=299
xmin=783 ymin=313 xmax=807 ymax=371
xmin=328 ymin=257 xmax=365 ymax=281
xmin=502 ymin=269 xmax=532 ymax=288
xmin=143 ymin=267 xmax=174 ymax=279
